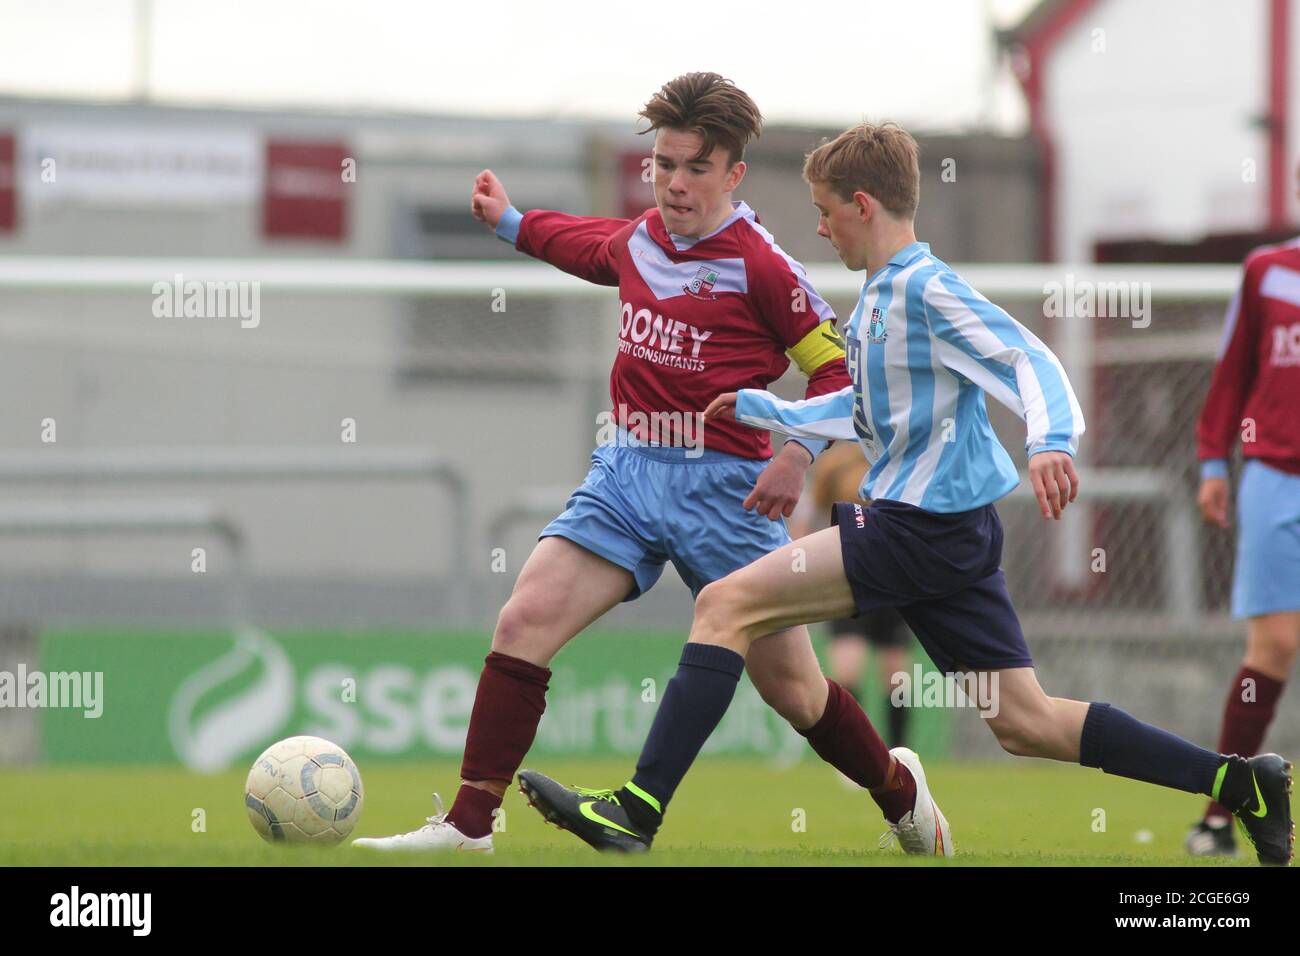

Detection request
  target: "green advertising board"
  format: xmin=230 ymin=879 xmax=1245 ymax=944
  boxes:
xmin=35 ymin=628 xmax=952 ymax=768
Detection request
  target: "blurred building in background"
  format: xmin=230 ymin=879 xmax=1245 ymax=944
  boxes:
xmin=1004 ymin=0 xmax=1299 ymax=261
xmin=0 ymin=97 xmax=1042 ymax=261
xmin=0 ymin=96 xmax=1040 ymax=627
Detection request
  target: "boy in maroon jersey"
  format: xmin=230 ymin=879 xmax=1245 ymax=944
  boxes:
xmin=354 ymin=73 xmax=941 ymax=854
xmin=1188 ymin=192 xmax=1300 ymax=855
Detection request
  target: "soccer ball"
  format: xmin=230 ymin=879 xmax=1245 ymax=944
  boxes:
xmin=244 ymin=735 xmax=364 ymax=845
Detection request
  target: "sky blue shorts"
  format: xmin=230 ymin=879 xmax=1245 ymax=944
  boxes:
xmin=1232 ymin=459 xmax=1300 ymax=618
xmin=541 ymin=439 xmax=791 ymax=601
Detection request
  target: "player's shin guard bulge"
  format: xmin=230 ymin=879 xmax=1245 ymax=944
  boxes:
xmin=354 ymin=651 xmax=551 ymax=852
xmin=1079 ymin=702 xmax=1226 ymax=794
xmin=799 ymin=678 xmax=917 ymax=823
xmin=447 ymin=651 xmax=551 ymax=839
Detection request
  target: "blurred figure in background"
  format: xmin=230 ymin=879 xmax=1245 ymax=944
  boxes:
xmin=791 ymin=439 xmax=913 ymax=749
xmin=1189 ymin=165 xmax=1300 ymax=857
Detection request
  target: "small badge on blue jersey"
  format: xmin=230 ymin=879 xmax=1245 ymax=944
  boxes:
xmin=868 ymin=307 xmax=888 ymax=343
xmin=684 ymin=265 xmax=720 ymax=300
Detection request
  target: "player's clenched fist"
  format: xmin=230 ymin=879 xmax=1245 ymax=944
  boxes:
xmin=471 ymin=169 xmax=510 ymax=229
xmin=1028 ymin=450 xmax=1080 ymax=520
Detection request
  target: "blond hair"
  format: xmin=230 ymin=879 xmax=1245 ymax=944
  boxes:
xmin=803 ymin=122 xmax=920 ymax=218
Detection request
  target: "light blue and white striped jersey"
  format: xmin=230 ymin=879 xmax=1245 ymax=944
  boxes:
xmin=736 ymin=242 xmax=1085 ymax=513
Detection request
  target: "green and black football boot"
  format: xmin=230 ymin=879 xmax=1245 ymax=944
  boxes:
xmin=517 ymin=770 xmax=652 ymax=853
xmin=1231 ymin=753 xmax=1294 ymax=866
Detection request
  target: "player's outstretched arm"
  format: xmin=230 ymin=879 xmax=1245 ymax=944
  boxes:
xmin=705 ymin=387 xmax=856 ymax=521
xmin=471 ymin=167 xmax=629 ymax=287
xmin=729 ymin=386 xmax=857 ymax=441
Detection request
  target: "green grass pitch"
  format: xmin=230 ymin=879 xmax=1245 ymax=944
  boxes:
xmin=0 ymin=758 xmax=1252 ymax=866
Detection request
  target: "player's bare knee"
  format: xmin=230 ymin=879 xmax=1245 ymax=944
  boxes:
xmin=694 ymin=578 xmax=733 ymax=619
xmin=990 ymin=722 xmax=1029 ymax=757
xmin=1266 ymin=642 xmax=1299 ymax=674
xmin=988 ymin=711 xmax=1050 ymax=758
xmin=491 ymin=597 xmax=551 ymax=659
xmin=1247 ymin=617 xmax=1300 ymax=675
xmin=692 ymin=579 xmax=752 ymax=645
xmin=1266 ymin=625 xmax=1299 ymax=667
xmin=999 ymin=730 xmax=1042 ymax=758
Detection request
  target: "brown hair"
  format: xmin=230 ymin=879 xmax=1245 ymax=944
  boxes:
xmin=638 ymin=72 xmax=762 ymax=166
xmin=803 ymin=122 xmax=920 ymax=218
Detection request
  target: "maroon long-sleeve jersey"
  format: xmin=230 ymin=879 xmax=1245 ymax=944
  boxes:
xmin=1196 ymin=238 xmax=1300 ymax=474
xmin=515 ymin=201 xmax=850 ymax=461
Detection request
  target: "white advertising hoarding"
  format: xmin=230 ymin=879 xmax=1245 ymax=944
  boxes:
xmin=21 ymin=126 xmax=261 ymax=205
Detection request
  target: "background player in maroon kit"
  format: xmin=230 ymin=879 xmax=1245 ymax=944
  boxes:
xmin=355 ymin=73 xmax=929 ymax=853
xmin=1188 ymin=181 xmax=1300 ymax=855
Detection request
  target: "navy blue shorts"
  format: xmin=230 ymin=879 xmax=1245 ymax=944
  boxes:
xmin=831 ymin=499 xmax=1033 ymax=674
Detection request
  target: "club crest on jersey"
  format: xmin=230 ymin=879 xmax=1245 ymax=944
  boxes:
xmin=868 ymin=307 xmax=888 ymax=343
xmin=684 ymin=265 xmax=720 ymax=300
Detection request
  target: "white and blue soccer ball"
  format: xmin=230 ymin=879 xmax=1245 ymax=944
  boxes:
xmin=244 ymin=735 xmax=364 ymax=845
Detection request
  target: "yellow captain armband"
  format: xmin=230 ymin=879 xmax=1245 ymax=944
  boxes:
xmin=787 ymin=320 xmax=846 ymax=375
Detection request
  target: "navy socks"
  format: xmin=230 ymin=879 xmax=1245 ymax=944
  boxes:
xmin=1080 ymin=702 xmax=1227 ymax=797
xmin=625 ymin=642 xmax=745 ymax=832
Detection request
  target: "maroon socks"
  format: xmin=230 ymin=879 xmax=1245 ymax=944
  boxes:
xmin=799 ymin=679 xmax=917 ymax=822
xmin=1204 ymin=666 xmax=1286 ymax=821
xmin=446 ymin=651 xmax=551 ymax=838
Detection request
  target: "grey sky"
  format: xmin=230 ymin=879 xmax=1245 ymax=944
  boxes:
xmin=0 ymin=0 xmax=1037 ymax=131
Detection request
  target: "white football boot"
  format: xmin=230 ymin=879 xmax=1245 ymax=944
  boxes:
xmin=877 ymin=747 xmax=954 ymax=857
xmin=352 ymin=793 xmax=493 ymax=853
